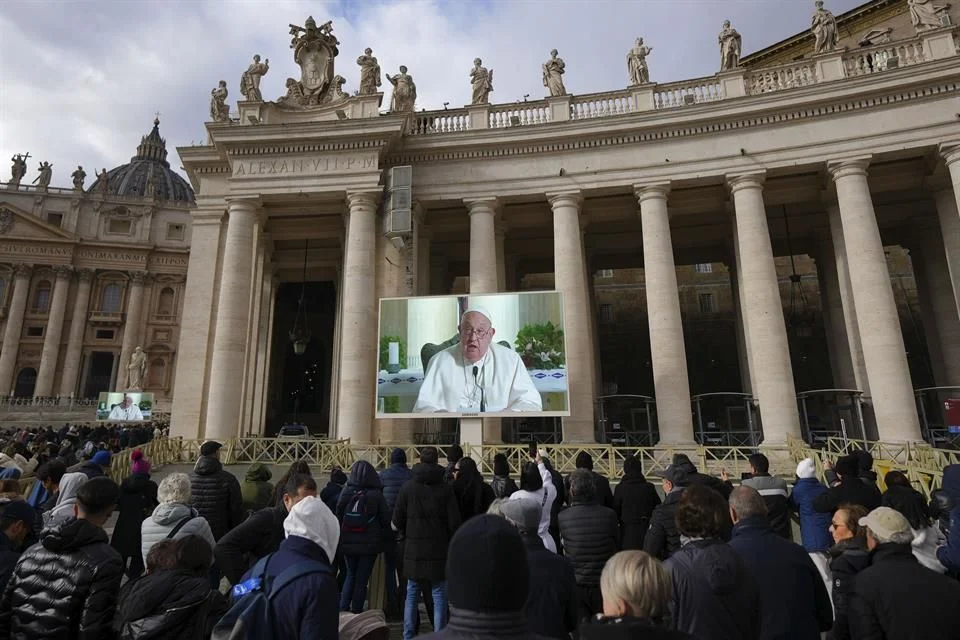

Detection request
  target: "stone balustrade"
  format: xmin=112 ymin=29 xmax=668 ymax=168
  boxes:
xmin=489 ymin=100 xmax=552 ymax=127
xmin=654 ymin=76 xmax=725 ymax=108
xmin=0 ymin=182 xmax=191 ymax=208
xmin=748 ymin=60 xmax=818 ymax=94
xmin=843 ymin=36 xmax=928 ymax=76
xmin=570 ymin=90 xmax=634 ymax=120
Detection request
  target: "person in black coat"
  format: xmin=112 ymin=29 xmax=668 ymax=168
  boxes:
xmin=579 ymin=550 xmax=693 ymax=640
xmin=0 ymin=477 xmax=124 ymax=639
xmin=320 ymin=466 xmax=347 ymax=513
xmin=849 ymin=506 xmax=960 ymax=640
xmin=670 ymin=453 xmax=733 ymax=499
xmin=813 ymin=455 xmax=881 ymax=514
xmin=393 ymin=447 xmax=461 ymax=639
xmin=269 ymin=460 xmax=311 ymax=507
xmin=727 ymin=486 xmax=833 ymax=640
xmin=644 ymin=465 xmax=688 ymax=560
xmin=558 ymin=468 xmax=619 ymax=622
xmin=826 ymin=503 xmax=870 ymax=640
xmin=444 ymin=444 xmax=464 ymax=484
xmin=452 ymin=457 xmax=495 ymax=522
xmin=214 ymin=474 xmax=317 ymax=585
xmin=491 ymin=453 xmax=519 ymax=499
xmin=111 ymin=453 xmax=158 ymax=580
xmin=565 ymin=452 xmax=614 ymax=508
xmin=663 ymin=485 xmax=760 ymax=640
xmin=0 ymin=501 xmax=35 ymax=591
xmin=336 ymin=459 xmax=391 ymax=613
xmin=499 ymin=498 xmax=578 ymax=639
xmin=380 ymin=448 xmax=413 ymax=619
xmin=188 ymin=441 xmax=243 ymax=542
xmin=614 ymin=455 xmax=661 ymax=550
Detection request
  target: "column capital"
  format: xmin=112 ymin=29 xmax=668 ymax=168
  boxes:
xmin=940 ymin=142 xmax=960 ymax=167
xmin=52 ymin=265 xmax=73 ymax=280
xmin=345 ymin=190 xmax=380 ymax=211
xmin=77 ymin=268 xmax=95 ymax=283
xmin=546 ymin=190 xmax=582 ymax=209
xmin=225 ymin=195 xmax=261 ymax=209
xmin=464 ymin=197 xmax=500 ymax=216
xmin=633 ymin=183 xmax=671 ymax=204
xmin=129 ymin=270 xmax=149 ymax=285
xmin=12 ymin=264 xmax=32 ymax=278
xmin=726 ymin=172 xmax=766 ymax=194
xmin=827 ymin=157 xmax=872 ymax=181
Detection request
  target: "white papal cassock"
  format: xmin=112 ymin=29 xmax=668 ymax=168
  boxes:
xmin=413 ymin=343 xmax=543 ymax=413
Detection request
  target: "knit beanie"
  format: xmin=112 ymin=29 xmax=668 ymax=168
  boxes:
xmin=131 ymin=449 xmax=150 ymax=475
xmin=447 ymin=514 xmax=529 ymax=612
xmin=796 ymin=458 xmax=817 ymax=479
xmin=91 ymin=450 xmax=111 ymax=467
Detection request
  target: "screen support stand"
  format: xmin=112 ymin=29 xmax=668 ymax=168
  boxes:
xmin=459 ymin=417 xmax=483 ymax=459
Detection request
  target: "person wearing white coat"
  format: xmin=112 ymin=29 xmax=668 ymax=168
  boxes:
xmin=509 ymin=458 xmax=557 ymax=552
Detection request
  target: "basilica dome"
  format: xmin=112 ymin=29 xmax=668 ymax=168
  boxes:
xmin=87 ymin=118 xmax=194 ymax=203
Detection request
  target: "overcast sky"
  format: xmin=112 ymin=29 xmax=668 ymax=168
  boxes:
xmin=1 ymin=0 xmax=867 ymax=187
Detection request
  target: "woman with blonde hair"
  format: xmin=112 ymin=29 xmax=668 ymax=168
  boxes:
xmin=580 ymin=550 xmax=693 ymax=639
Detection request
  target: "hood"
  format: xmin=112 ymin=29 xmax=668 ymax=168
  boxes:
xmin=390 ymin=448 xmax=407 ymax=465
xmin=575 ymin=451 xmax=594 ymax=470
xmin=493 ymin=455 xmax=510 ymax=477
xmin=56 ymin=472 xmax=86 ymax=507
xmin=942 ymin=464 xmax=960 ymax=503
xmin=194 ymin=455 xmax=222 ymax=476
xmin=245 ymin=463 xmax=272 ymax=482
xmin=151 ymin=502 xmax=194 ymax=526
xmin=347 ymin=460 xmax=382 ymax=490
xmin=829 ymin=536 xmax=866 ymax=558
xmin=122 ymin=472 xmax=152 ymax=494
xmin=41 ymin=518 xmax=108 ymax=553
xmin=687 ymin=540 xmax=743 ymax=596
xmin=117 ymin=570 xmax=211 ymax=622
xmin=330 ymin=468 xmax=348 ymax=485
xmin=412 ymin=462 xmax=445 ymax=485
xmin=672 ymin=453 xmax=698 ymax=475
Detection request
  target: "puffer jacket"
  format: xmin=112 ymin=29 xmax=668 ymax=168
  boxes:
xmin=557 ymin=500 xmax=619 ymax=585
xmin=0 ymin=518 xmax=123 ymax=639
xmin=241 ymin=463 xmax=273 ymax=514
xmin=664 ymin=538 xmax=760 ymax=640
xmin=828 ymin=537 xmax=870 ymax=640
xmin=114 ymin=569 xmax=226 ymax=640
xmin=379 ymin=461 xmax=413 ymax=512
xmin=789 ymin=477 xmax=832 ymax=553
xmin=936 ymin=464 xmax=960 ymax=571
xmin=140 ymin=502 xmax=216 ymax=565
xmin=392 ymin=461 xmax=461 ymax=583
xmin=336 ymin=460 xmax=391 ymax=557
xmin=491 ymin=475 xmax=519 ymax=499
xmin=644 ymin=489 xmax=683 ymax=560
xmin=189 ymin=455 xmax=243 ymax=541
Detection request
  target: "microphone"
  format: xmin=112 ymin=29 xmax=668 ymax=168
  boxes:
xmin=473 ymin=365 xmax=486 ymax=413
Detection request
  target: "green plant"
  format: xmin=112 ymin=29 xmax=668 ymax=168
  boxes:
xmin=515 ymin=322 xmax=565 ymax=369
xmin=379 ymin=336 xmax=407 ymax=370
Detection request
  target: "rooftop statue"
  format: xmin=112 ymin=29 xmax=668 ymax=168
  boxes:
xmin=627 ymin=38 xmax=653 ymax=85
xmin=33 ymin=161 xmax=53 ymax=189
xmin=71 ymin=166 xmax=86 ymax=191
xmin=470 ymin=58 xmax=494 ymax=105
xmin=908 ymin=0 xmax=951 ymax=32
xmin=357 ymin=48 xmax=381 ymax=95
xmin=719 ymin=20 xmax=742 ymax=70
xmin=240 ymin=54 xmax=269 ymax=102
xmin=811 ymin=1 xmax=839 ymax=54
xmin=543 ymin=49 xmax=567 ymax=97
xmin=210 ymin=80 xmax=231 ymax=122
xmin=9 ymin=154 xmax=28 ymax=187
xmin=387 ymin=65 xmax=417 ymax=113
xmin=280 ymin=16 xmax=341 ymax=107
xmin=96 ymin=168 xmax=109 ymax=194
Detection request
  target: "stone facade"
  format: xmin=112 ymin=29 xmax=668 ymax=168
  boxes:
xmin=164 ymin=1 xmax=960 ymax=446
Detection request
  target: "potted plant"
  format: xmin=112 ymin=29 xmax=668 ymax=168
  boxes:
xmin=515 ymin=322 xmax=565 ymax=369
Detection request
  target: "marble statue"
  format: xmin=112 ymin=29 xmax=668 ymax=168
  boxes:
xmin=811 ymin=1 xmax=839 ymax=54
xmin=387 ymin=66 xmax=417 ymax=113
xmin=909 ymin=0 xmax=950 ymax=31
xmin=719 ymin=20 xmax=742 ymax=70
xmin=240 ymin=54 xmax=269 ymax=102
xmin=33 ymin=162 xmax=52 ymax=189
xmin=357 ymin=48 xmax=381 ymax=95
xmin=126 ymin=346 xmax=147 ymax=391
xmin=210 ymin=80 xmax=230 ymax=122
xmin=542 ymin=49 xmax=567 ymax=97
xmin=9 ymin=154 xmax=28 ymax=187
xmin=627 ymin=38 xmax=653 ymax=85
xmin=470 ymin=58 xmax=494 ymax=105
xmin=71 ymin=166 xmax=86 ymax=190
xmin=282 ymin=16 xmax=341 ymax=107
xmin=96 ymin=168 xmax=109 ymax=194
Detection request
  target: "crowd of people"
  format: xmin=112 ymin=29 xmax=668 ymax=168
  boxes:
xmin=0 ymin=432 xmax=959 ymax=639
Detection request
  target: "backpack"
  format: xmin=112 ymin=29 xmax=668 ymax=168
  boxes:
xmin=211 ymin=553 xmax=330 ymax=640
xmin=342 ymin=489 xmax=375 ymax=534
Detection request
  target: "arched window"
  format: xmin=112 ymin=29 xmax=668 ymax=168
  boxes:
xmin=149 ymin=358 xmax=166 ymax=388
xmin=33 ymin=281 xmax=51 ymax=312
xmin=101 ymin=283 xmax=122 ymax=313
xmin=157 ymin=287 xmax=175 ymax=316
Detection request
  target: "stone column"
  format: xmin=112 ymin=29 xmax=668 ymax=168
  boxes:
xmin=816 ymin=238 xmax=858 ymax=390
xmin=495 ymin=220 xmax=507 ymax=291
xmin=938 ymin=144 xmax=960 ymax=314
xmin=0 ymin=265 xmax=32 ymax=394
xmin=59 ymin=269 xmax=94 ymax=397
xmin=728 ymin=173 xmax=801 ymax=444
xmin=728 ymin=264 xmax=753 ymax=394
xmin=829 ymin=159 xmax=920 ymax=442
xmin=636 ymin=185 xmax=694 ymax=444
xmin=335 ymin=191 xmax=379 ymax=443
xmin=116 ymin=271 xmax=147 ymax=390
xmin=34 ymin=266 xmax=72 ymax=397
xmin=548 ymin=191 xmax=596 ymax=442
xmin=916 ymin=228 xmax=960 ymax=386
xmin=204 ymin=198 xmax=260 ymax=441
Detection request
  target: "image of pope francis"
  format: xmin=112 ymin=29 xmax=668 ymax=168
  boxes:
xmin=413 ymin=307 xmax=543 ymax=413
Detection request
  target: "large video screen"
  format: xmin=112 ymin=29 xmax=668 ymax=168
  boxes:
xmin=96 ymin=392 xmax=154 ymax=422
xmin=376 ymin=292 xmax=569 ymax=418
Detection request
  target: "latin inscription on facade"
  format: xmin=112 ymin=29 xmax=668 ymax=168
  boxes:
xmin=232 ymin=154 xmax=377 ymax=177
xmin=0 ymin=243 xmax=73 ymax=258
xmin=76 ymin=248 xmax=147 ymax=263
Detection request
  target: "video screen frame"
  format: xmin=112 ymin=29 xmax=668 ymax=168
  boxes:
xmin=96 ymin=392 xmax=154 ymax=422
xmin=375 ymin=291 xmax=570 ymax=419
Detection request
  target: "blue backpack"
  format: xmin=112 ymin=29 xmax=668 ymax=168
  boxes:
xmin=211 ymin=553 xmax=330 ymax=640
